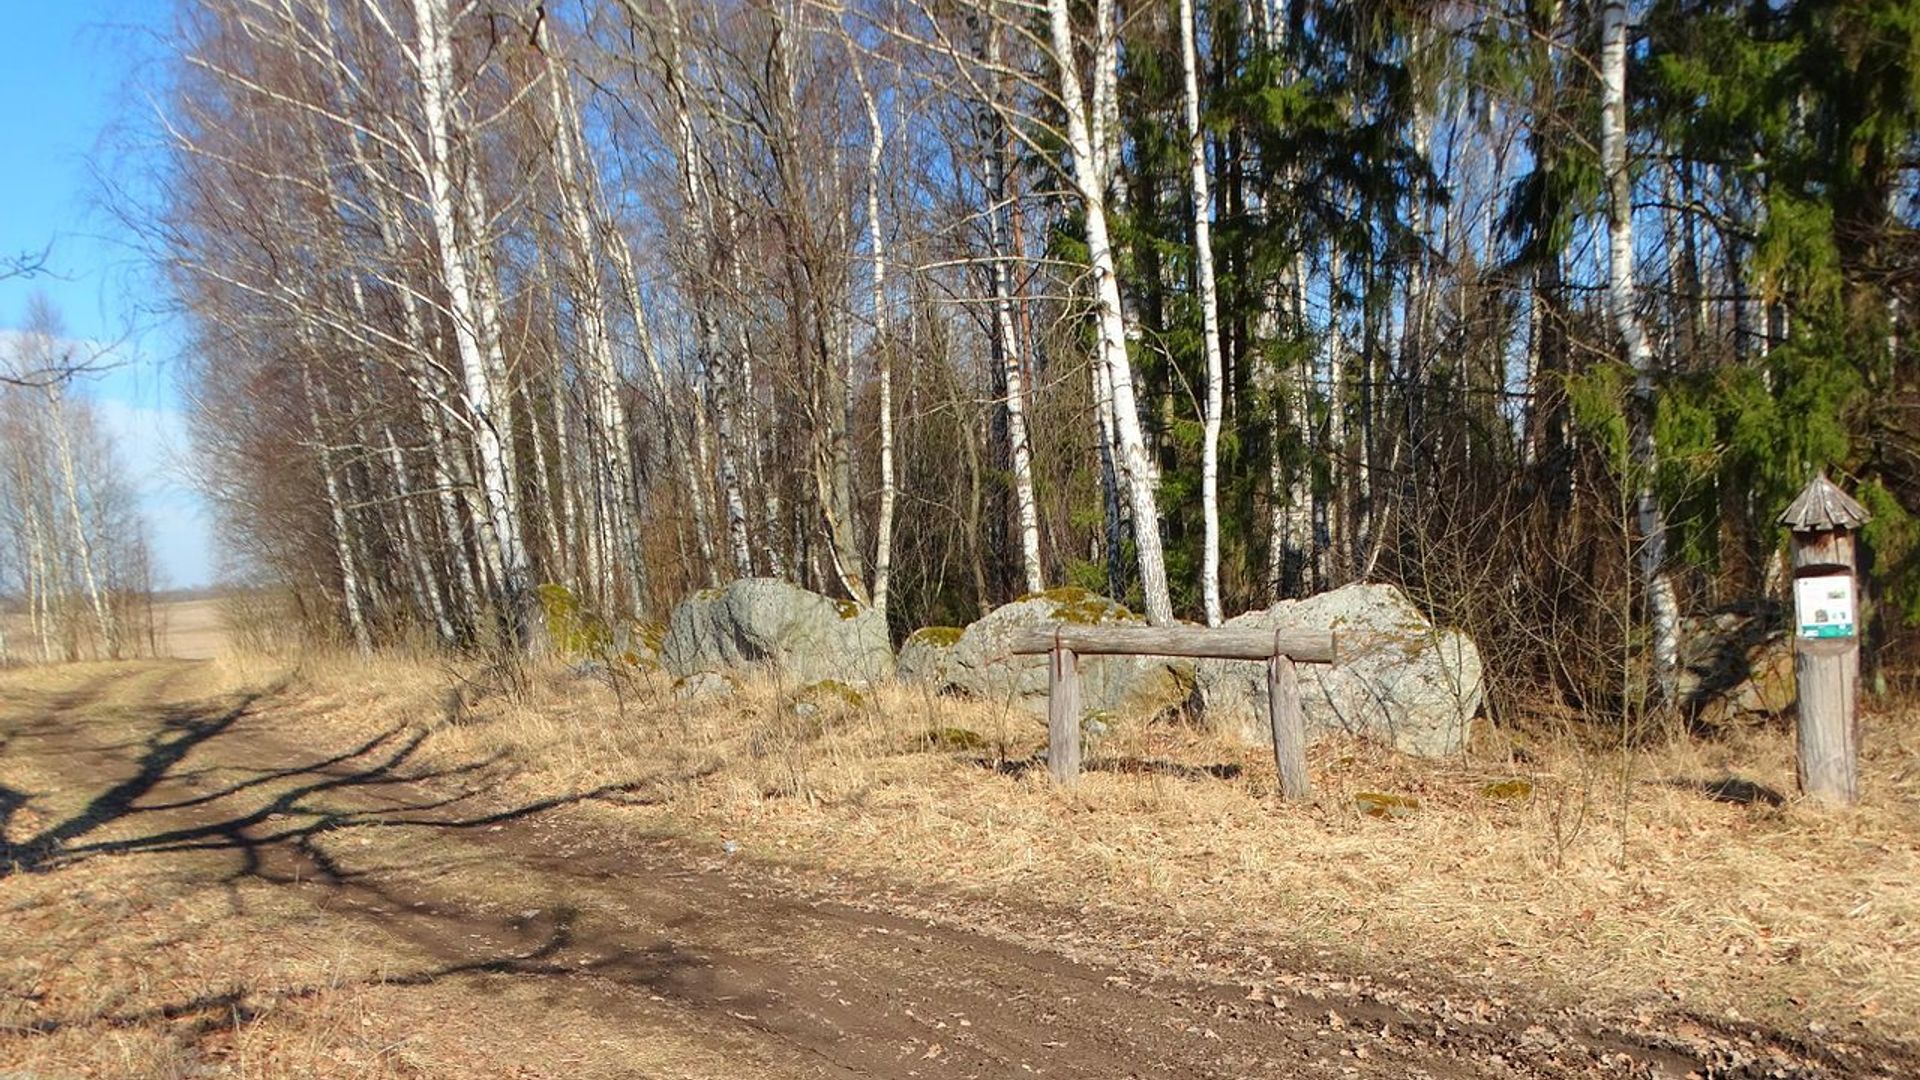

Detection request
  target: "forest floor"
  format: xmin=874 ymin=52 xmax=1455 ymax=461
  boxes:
xmin=2 ymin=658 xmax=1917 ymax=1079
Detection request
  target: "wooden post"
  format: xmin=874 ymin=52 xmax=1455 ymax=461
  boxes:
xmin=1268 ymin=638 xmax=1311 ymax=801
xmin=1013 ymin=623 xmax=1351 ymax=789
xmin=1780 ymin=474 xmax=1871 ymax=806
xmin=1048 ymin=639 xmax=1082 ymax=784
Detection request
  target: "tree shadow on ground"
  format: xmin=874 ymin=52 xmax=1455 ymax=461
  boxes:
xmin=0 ymin=680 xmax=744 ymax=1048
xmin=1666 ymin=775 xmax=1788 ymax=807
xmin=0 ymin=683 xmax=699 ymax=888
xmin=2 ymin=692 xmax=264 ymax=873
xmin=5 ymin=905 xmax=737 ymax=1045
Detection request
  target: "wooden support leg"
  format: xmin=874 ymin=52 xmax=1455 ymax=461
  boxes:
xmin=1268 ymin=652 xmax=1310 ymax=801
xmin=1048 ymin=644 xmax=1081 ymax=784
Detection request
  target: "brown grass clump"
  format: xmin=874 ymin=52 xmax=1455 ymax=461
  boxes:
xmin=250 ymin=651 xmax=1920 ymax=1049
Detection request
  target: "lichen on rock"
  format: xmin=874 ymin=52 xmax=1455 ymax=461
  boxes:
xmin=921 ymin=726 xmax=988 ymax=751
xmin=1190 ymin=583 xmax=1482 ymax=758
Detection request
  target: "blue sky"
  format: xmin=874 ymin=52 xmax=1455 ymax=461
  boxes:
xmin=0 ymin=1 xmax=214 ymax=589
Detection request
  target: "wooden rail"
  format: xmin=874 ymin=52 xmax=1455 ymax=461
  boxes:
xmin=1007 ymin=626 xmax=1337 ymax=663
xmin=1009 ymin=624 xmax=1336 ymax=800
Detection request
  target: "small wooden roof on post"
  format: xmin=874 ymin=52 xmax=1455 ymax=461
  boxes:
xmin=1778 ymin=471 xmax=1869 ymax=807
xmin=1779 ymin=472 xmax=1871 ymax=533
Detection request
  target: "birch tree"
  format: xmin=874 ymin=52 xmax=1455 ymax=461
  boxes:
xmin=1178 ymin=0 xmax=1225 ymax=626
xmin=1043 ymin=0 xmax=1174 ymax=626
xmin=850 ymin=44 xmax=900 ymax=620
xmin=974 ymin=5 xmax=1044 ymax=595
xmin=0 ymin=300 xmax=152 ymax=662
xmin=410 ymin=0 xmax=539 ymax=650
xmin=132 ymin=0 xmax=1920 ymax=732
xmin=1599 ymin=0 xmax=1680 ymax=704
xmin=19 ymin=302 xmax=116 ymax=656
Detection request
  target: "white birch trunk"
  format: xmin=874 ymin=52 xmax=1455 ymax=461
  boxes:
xmin=1314 ymin=243 xmax=1346 ymax=591
xmin=542 ymin=37 xmax=646 ymax=607
xmin=709 ymin=350 xmax=755 ymax=578
xmin=385 ymin=424 xmax=455 ymax=644
xmin=717 ymin=185 xmax=782 ymax=579
xmin=980 ymin=17 xmax=1045 ymax=595
xmin=43 ymin=382 xmax=114 ymax=657
xmin=412 ymin=0 xmax=537 ymax=650
xmin=657 ymin=2 xmax=753 ymax=577
xmin=606 ymin=214 xmax=717 ymax=581
xmin=419 ymin=371 xmax=480 ymax=634
xmin=1522 ymin=266 xmax=1543 ymax=466
xmin=301 ymin=364 xmax=373 ymax=655
xmin=1090 ymin=0 xmax=1124 ymax=197
xmin=1600 ymin=0 xmax=1681 ymax=704
xmin=342 ymin=266 xmax=453 ymax=645
xmin=1092 ymin=353 xmax=1126 ymax=594
xmin=995 ymin=264 xmax=1045 ymax=596
xmin=1178 ymin=0 xmax=1226 ymax=626
xmin=1046 ymin=0 xmax=1176 ymax=626
xmin=25 ymin=494 xmax=53 ymax=662
xmin=854 ymin=62 xmax=899 ymax=620
xmin=345 ymin=131 xmax=478 ymax=636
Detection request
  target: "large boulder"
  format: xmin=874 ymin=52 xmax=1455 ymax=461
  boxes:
xmin=926 ymin=588 xmax=1191 ymax=718
xmin=1677 ymin=607 xmax=1794 ymax=729
xmin=660 ymin=578 xmax=893 ymax=686
xmin=1191 ymin=584 xmax=1482 ymax=757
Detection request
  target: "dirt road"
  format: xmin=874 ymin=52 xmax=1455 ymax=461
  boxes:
xmin=0 ymin=663 xmax=1901 ymax=1078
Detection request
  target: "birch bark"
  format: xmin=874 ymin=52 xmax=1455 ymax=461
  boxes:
xmin=301 ymin=363 xmax=373 ymax=655
xmin=1178 ymin=0 xmax=1226 ymax=626
xmin=44 ymin=381 xmax=114 ymax=657
xmin=541 ymin=34 xmax=646 ymax=605
xmin=1045 ymin=0 xmax=1175 ymax=625
xmin=852 ymin=57 xmax=898 ymax=620
xmin=341 ymin=124 xmax=479 ymax=637
xmin=652 ymin=0 xmax=753 ymax=576
xmin=605 ymin=212 xmax=717 ymax=581
xmin=412 ymin=0 xmax=538 ymax=649
xmin=1599 ymin=0 xmax=1681 ymax=704
xmin=978 ymin=13 xmax=1044 ymax=594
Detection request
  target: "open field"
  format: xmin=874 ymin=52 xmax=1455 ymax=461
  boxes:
xmin=149 ymin=597 xmax=231 ymax=659
xmin=1 ymin=594 xmax=233 ymax=663
xmin=2 ymin=655 xmax=1916 ymax=1077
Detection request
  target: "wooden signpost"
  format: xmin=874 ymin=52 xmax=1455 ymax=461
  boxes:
xmin=1008 ymin=625 xmax=1338 ymax=800
xmin=1779 ymin=473 xmax=1871 ymax=806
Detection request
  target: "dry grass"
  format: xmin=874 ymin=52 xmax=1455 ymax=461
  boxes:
xmin=1 ymin=837 xmax=786 ymax=1079
xmin=4 ymin=842 xmax=427 ymax=1078
xmin=0 ymin=662 xmax=425 ymax=1078
xmin=263 ymin=651 xmax=1920 ymax=1048
xmin=0 ymin=658 xmax=822 ymax=1078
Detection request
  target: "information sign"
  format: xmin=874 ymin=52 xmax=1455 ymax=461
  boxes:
xmin=1795 ymin=574 xmax=1856 ymax=639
